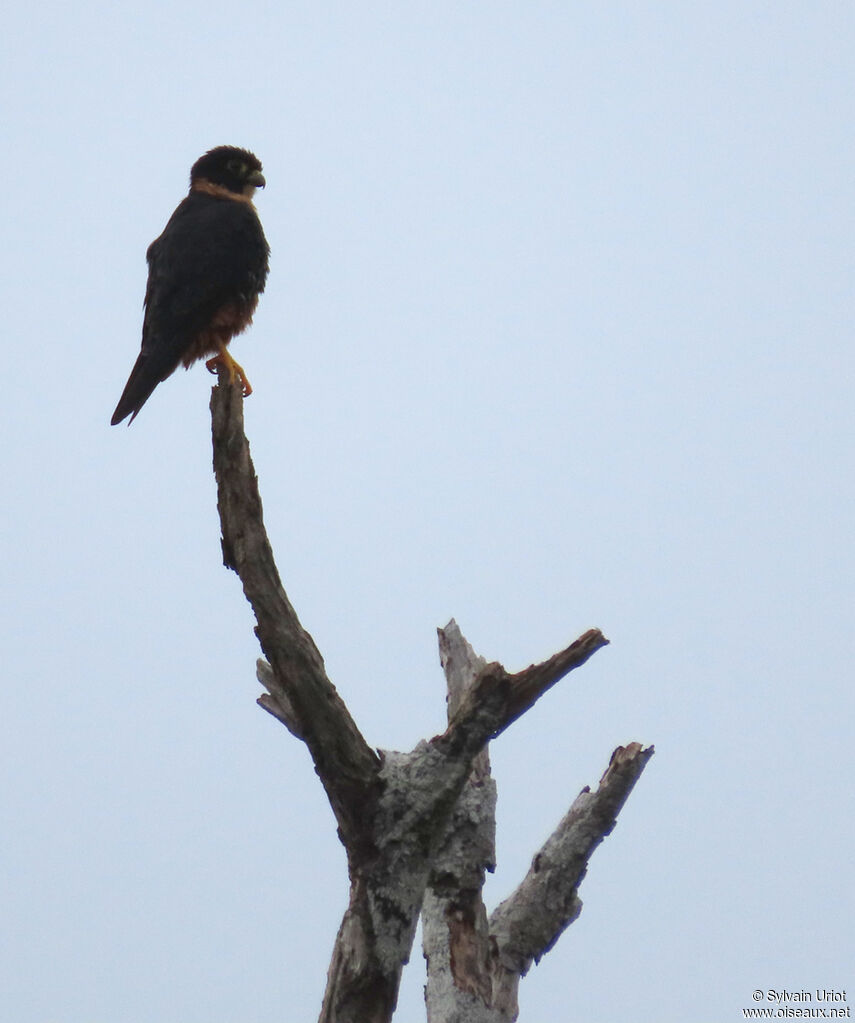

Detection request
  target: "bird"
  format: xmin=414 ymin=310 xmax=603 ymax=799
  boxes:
xmin=111 ymin=145 xmax=270 ymax=425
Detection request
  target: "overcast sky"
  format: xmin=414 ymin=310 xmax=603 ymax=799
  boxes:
xmin=2 ymin=3 xmax=853 ymax=1021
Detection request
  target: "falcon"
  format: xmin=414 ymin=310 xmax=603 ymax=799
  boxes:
xmin=111 ymin=145 xmax=270 ymax=425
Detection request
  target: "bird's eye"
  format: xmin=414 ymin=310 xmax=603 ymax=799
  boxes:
xmin=227 ymin=158 xmax=246 ymax=175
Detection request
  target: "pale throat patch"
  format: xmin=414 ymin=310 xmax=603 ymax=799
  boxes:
xmin=191 ymin=178 xmax=257 ymax=206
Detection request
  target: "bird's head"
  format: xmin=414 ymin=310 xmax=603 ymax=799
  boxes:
xmin=190 ymin=146 xmax=266 ymax=199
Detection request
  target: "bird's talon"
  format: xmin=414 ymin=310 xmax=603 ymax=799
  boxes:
xmin=206 ymin=350 xmax=252 ymax=398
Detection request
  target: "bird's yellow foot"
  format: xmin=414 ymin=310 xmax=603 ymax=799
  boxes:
xmin=206 ymin=348 xmax=252 ymax=397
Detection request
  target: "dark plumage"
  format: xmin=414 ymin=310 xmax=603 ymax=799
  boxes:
xmin=111 ymin=145 xmax=270 ymax=425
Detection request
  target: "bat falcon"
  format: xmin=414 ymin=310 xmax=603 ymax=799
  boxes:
xmin=111 ymin=145 xmax=270 ymax=425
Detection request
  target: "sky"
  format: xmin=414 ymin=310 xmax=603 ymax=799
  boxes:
xmin=1 ymin=3 xmax=853 ymax=1021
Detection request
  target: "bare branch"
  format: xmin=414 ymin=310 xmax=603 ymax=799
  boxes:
xmin=487 ymin=742 xmax=655 ymax=1018
xmin=504 ymin=628 xmax=610 ymax=727
xmin=423 ymin=625 xmax=644 ymax=1023
xmin=210 ymin=375 xmax=381 ymax=852
xmin=438 ymin=619 xmax=488 ymax=717
xmin=256 ymin=658 xmax=303 ymax=738
xmin=438 ymin=628 xmax=609 ymax=758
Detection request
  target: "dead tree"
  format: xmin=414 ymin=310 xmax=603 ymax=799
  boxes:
xmin=210 ymin=372 xmax=653 ymax=1023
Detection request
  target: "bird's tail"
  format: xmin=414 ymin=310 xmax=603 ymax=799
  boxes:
xmin=110 ymin=352 xmax=169 ymax=425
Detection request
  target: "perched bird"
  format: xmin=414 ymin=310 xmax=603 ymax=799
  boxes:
xmin=111 ymin=146 xmax=270 ymax=425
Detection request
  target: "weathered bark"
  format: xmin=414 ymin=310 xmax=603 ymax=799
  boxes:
xmin=423 ymin=624 xmax=498 ymax=1023
xmin=487 ymin=742 xmax=654 ymax=1020
xmin=211 ymin=374 xmax=380 ymax=863
xmin=422 ymin=624 xmax=653 ymax=1023
xmin=209 ymin=374 xmax=650 ymax=1023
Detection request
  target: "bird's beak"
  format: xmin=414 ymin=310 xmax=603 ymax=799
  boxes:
xmin=248 ymin=170 xmax=266 ymax=188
